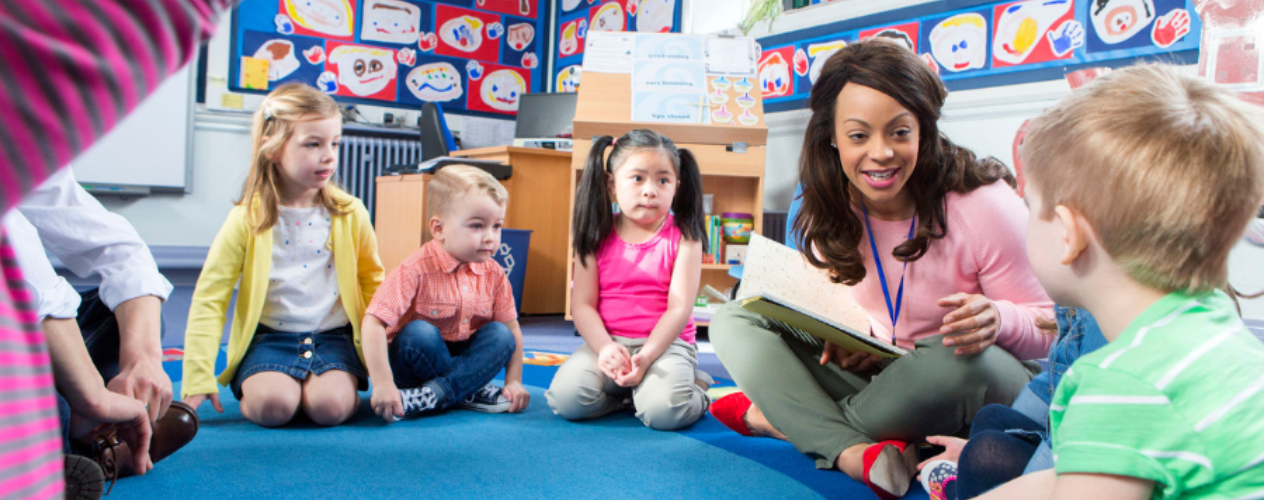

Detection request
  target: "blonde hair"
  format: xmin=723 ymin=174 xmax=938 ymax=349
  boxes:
xmin=238 ymin=83 xmax=351 ymax=233
xmin=426 ymin=165 xmax=509 ymax=221
xmin=1023 ymin=64 xmax=1264 ymax=293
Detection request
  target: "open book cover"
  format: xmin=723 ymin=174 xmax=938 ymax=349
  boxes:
xmin=736 ymin=234 xmax=907 ymax=359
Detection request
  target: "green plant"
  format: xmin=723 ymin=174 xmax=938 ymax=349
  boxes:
xmin=740 ymin=0 xmax=783 ymax=35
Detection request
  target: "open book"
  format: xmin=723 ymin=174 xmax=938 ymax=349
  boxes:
xmin=736 ymin=234 xmax=907 ymax=359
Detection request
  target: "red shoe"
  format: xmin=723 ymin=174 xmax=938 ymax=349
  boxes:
xmin=861 ymin=440 xmax=919 ymax=500
xmin=709 ymin=392 xmax=753 ymax=436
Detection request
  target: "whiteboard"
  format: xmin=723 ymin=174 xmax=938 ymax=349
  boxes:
xmin=70 ymin=62 xmax=195 ymax=193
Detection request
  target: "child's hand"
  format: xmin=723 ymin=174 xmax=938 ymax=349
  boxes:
xmin=614 ymin=353 xmax=651 ymax=388
xmin=937 ymin=293 xmax=1000 ymax=355
xmin=917 ymin=436 xmax=968 ymax=470
xmin=820 ymin=340 xmax=882 ymax=374
xmin=502 ymin=381 xmax=530 ymax=413
xmin=371 ymin=381 xmax=404 ymax=423
xmin=182 ymin=393 xmax=224 ymax=413
xmin=597 ymin=342 xmax=632 ymax=380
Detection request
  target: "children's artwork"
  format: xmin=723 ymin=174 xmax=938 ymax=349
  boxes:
xmin=807 ymin=40 xmax=847 ymax=84
xmin=929 ymin=13 xmax=990 ymax=73
xmin=636 ymin=0 xmax=675 ymax=33
xmin=468 ymin=65 xmax=530 ymax=114
xmin=793 ymin=48 xmax=808 ymax=75
xmin=397 ymin=46 xmax=416 ymax=66
xmin=590 ymin=1 xmax=625 ymax=32
xmin=404 ymin=61 xmax=463 ymax=102
xmin=435 ymin=5 xmax=502 ymax=63
xmin=859 ymin=22 xmax=920 ymax=52
xmin=317 ymin=71 xmax=338 ymax=92
xmin=241 ymin=56 xmax=271 ymax=90
xmin=275 ymin=14 xmax=296 ymax=34
xmin=419 ymin=32 xmax=438 ymax=52
xmin=252 ymin=39 xmax=302 ymax=80
xmin=488 ymin=22 xmax=505 ymax=40
xmin=991 ymin=0 xmax=1075 ymax=67
xmin=635 ymin=33 xmax=703 ymax=60
xmin=281 ymin=0 xmax=354 ymax=39
xmin=1151 ymin=8 xmax=1191 ymax=48
xmin=559 ymin=17 xmax=586 ymax=56
xmin=1089 ymin=0 xmax=1156 ymax=45
xmin=705 ymin=75 xmax=762 ymax=127
xmin=632 ymin=60 xmax=706 ymax=91
xmin=326 ymin=42 xmax=398 ymax=99
xmin=360 ymin=0 xmax=421 ymax=45
xmin=557 ymin=64 xmax=582 ymax=92
xmin=562 ymin=0 xmax=583 ymax=12
xmin=522 ymin=52 xmax=538 ymax=68
xmin=476 ymin=0 xmax=536 ymax=19
xmin=507 ymin=23 xmax=535 ymax=51
xmin=631 ymin=91 xmax=709 ymax=123
xmin=758 ymin=46 xmax=793 ymax=98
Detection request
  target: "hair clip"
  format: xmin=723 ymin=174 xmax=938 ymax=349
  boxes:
xmin=830 ymin=142 xmax=837 ymax=149
xmin=612 ymin=137 xmax=619 ymax=147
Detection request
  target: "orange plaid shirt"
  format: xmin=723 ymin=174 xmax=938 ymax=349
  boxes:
xmin=367 ymin=240 xmax=517 ymax=342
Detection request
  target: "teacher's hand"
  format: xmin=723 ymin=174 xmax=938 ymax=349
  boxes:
xmin=937 ymin=293 xmax=1000 ymax=356
xmin=820 ymin=340 xmax=882 ymax=374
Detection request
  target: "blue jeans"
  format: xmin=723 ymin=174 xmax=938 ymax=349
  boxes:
xmin=387 ymin=320 xmax=514 ymax=410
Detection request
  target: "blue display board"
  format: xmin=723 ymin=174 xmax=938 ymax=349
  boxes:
xmin=229 ymin=0 xmax=550 ymax=117
xmin=758 ymin=0 xmax=1201 ymax=112
xmin=553 ymin=0 xmax=683 ymax=92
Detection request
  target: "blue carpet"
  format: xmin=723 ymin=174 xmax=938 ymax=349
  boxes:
xmin=114 ymin=357 xmax=928 ymax=500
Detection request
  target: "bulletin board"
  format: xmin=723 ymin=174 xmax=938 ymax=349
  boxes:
xmin=553 ymin=0 xmax=683 ymax=92
xmin=758 ymin=0 xmax=1202 ymax=112
xmin=228 ymin=0 xmax=549 ymax=117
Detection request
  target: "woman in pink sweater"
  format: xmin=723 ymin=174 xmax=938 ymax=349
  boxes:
xmin=708 ymin=40 xmax=1054 ymax=499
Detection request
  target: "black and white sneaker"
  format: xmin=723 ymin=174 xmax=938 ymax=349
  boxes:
xmin=460 ymin=383 xmax=511 ymax=413
xmin=400 ymin=386 xmax=440 ymax=418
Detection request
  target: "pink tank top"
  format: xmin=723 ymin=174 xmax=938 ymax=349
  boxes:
xmin=596 ymin=214 xmax=697 ymax=344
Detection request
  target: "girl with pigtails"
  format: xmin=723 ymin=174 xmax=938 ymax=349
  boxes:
xmin=545 ymin=129 xmax=712 ymax=431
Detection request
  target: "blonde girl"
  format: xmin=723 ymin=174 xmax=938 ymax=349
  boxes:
xmin=181 ymin=83 xmax=383 ymax=427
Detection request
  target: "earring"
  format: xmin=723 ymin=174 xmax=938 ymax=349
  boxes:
xmin=830 ymin=142 xmax=837 ymax=149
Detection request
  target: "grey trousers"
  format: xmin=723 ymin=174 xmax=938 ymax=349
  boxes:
xmin=546 ymin=336 xmax=709 ymax=431
xmin=709 ymin=301 xmax=1039 ymax=469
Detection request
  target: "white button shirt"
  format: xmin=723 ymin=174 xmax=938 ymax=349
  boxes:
xmin=3 ymin=169 xmax=173 ymax=321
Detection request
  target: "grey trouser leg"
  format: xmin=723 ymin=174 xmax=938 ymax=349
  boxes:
xmin=546 ymin=336 xmax=709 ymax=430
xmin=709 ymin=301 xmax=1037 ymax=469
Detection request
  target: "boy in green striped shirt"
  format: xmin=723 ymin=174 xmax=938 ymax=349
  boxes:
xmin=978 ymin=64 xmax=1264 ymax=500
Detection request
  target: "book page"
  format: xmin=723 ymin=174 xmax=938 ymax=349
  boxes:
xmin=737 ymin=233 xmax=872 ymax=336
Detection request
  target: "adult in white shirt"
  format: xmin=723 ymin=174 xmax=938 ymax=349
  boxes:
xmin=3 ymin=168 xmax=193 ymax=479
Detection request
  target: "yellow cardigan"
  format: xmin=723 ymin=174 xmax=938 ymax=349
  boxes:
xmin=181 ymin=195 xmax=384 ymax=398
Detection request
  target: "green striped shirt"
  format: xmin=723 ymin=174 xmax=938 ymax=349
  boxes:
xmin=1051 ymin=290 xmax=1264 ymax=500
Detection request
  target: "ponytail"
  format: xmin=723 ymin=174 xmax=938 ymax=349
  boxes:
xmin=573 ymin=135 xmax=616 ymax=266
xmin=671 ymin=148 xmax=707 ymax=252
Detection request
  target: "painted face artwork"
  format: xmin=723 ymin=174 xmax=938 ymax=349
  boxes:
xmin=406 ymin=62 xmax=463 ymax=102
xmin=482 ymin=69 xmax=526 ymax=111
xmin=637 ymin=0 xmax=674 ymax=33
xmin=1090 ymin=0 xmax=1155 ymax=44
xmin=362 ymin=0 xmax=421 ymax=44
xmin=807 ymin=40 xmax=846 ymax=84
xmin=508 ymin=23 xmax=535 ymax=51
xmin=559 ymin=19 xmax=582 ymax=55
xmin=591 ymin=2 xmax=625 ymax=32
xmin=758 ymin=52 xmax=790 ymax=97
xmin=930 ymin=13 xmax=988 ymax=72
xmin=563 ymin=0 xmax=582 ymax=10
xmin=873 ymin=29 xmax=915 ymax=51
xmin=557 ymin=65 xmax=582 ymax=92
xmin=328 ymin=45 xmax=397 ymax=96
xmin=253 ymin=39 xmax=301 ymax=80
xmin=283 ymin=0 xmax=354 ymax=38
xmin=993 ymin=0 xmax=1072 ymax=63
xmin=440 ymin=15 xmax=485 ymax=52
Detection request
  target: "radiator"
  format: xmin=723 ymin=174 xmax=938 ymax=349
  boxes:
xmin=337 ymin=134 xmax=423 ymax=223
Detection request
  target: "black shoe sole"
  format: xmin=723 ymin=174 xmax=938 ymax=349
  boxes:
xmin=64 ymin=454 xmax=105 ymax=500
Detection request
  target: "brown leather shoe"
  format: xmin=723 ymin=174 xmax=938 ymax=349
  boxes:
xmin=85 ymin=401 xmax=200 ymax=492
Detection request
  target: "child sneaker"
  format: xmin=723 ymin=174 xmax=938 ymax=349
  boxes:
xmin=919 ymin=459 xmax=958 ymax=500
xmin=400 ymin=386 xmax=440 ymax=418
xmin=460 ymin=383 xmax=512 ymax=413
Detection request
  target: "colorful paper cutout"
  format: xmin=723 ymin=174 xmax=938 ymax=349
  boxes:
xmin=562 ymin=0 xmax=583 ymax=12
xmin=507 ymin=23 xmax=535 ymax=51
xmin=405 ymin=62 xmax=463 ymax=102
xmin=559 ymin=17 xmax=586 ymax=56
xmin=252 ymin=39 xmax=301 ymax=81
xmin=557 ymin=64 xmax=582 ymax=92
xmin=397 ymin=47 xmax=417 ymax=66
xmin=1151 ymin=8 xmax=1190 ymax=48
xmin=1091 ymin=0 xmax=1156 ymax=45
xmin=275 ymin=14 xmax=296 ymax=34
xmin=467 ymin=59 xmax=485 ymax=80
xmin=361 ymin=0 xmax=421 ymax=45
xmin=793 ymin=48 xmax=809 ymax=75
xmin=476 ymin=0 xmax=535 ymax=19
xmin=436 ymin=5 xmax=501 ymax=63
xmin=929 ymin=13 xmax=989 ymax=72
xmin=758 ymin=47 xmax=793 ymax=98
xmin=807 ymin=40 xmax=847 ymax=83
xmin=860 ymin=22 xmax=920 ymax=52
xmin=317 ymin=71 xmax=339 ymax=92
xmin=488 ymin=22 xmax=506 ymax=40
xmin=991 ymin=0 xmax=1074 ymax=67
xmin=1046 ymin=19 xmax=1086 ymax=57
xmin=241 ymin=56 xmax=271 ymax=90
xmin=522 ymin=52 xmax=538 ymax=68
xmin=468 ymin=64 xmax=530 ymax=114
xmin=304 ymin=45 xmax=326 ymax=64
xmin=626 ymin=0 xmax=639 ymax=16
xmin=590 ymin=1 xmax=625 ymax=32
xmin=326 ymin=42 xmax=397 ymax=99
xmin=281 ymin=0 xmax=354 ymax=39
xmin=419 ymin=32 xmax=438 ymax=52
xmin=637 ymin=0 xmax=674 ymax=33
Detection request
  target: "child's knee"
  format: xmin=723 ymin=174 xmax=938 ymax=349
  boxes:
xmin=303 ymin=389 xmax=358 ymax=426
xmin=243 ymin=390 xmax=301 ymax=427
xmin=546 ymin=371 xmax=607 ymax=420
xmin=395 ymin=321 xmax=445 ymax=352
xmin=635 ymin=386 xmax=704 ymax=431
xmin=481 ymin=322 xmax=516 ymax=360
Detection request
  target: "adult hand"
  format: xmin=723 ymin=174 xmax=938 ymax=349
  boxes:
xmin=937 ymin=293 xmax=1001 ymax=355
xmin=820 ymin=340 xmax=882 ymax=374
xmin=108 ymin=358 xmax=173 ymax=422
xmin=371 ymin=381 xmax=404 ymax=422
xmin=83 ymin=390 xmax=154 ymax=475
xmin=917 ymin=436 xmax=968 ymax=470
xmin=502 ymin=381 xmax=530 ymax=413
xmin=182 ymin=393 xmax=224 ymax=413
xmin=614 ymin=353 xmax=651 ymax=388
xmin=597 ymin=342 xmax=632 ymax=381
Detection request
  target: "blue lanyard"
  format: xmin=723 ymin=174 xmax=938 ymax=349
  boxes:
xmin=862 ymin=206 xmax=917 ymax=345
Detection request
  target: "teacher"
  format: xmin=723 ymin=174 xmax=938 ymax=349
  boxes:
xmin=709 ymin=39 xmax=1053 ymax=499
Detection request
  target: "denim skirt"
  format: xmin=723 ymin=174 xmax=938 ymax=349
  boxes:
xmin=231 ymin=323 xmax=368 ymax=400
